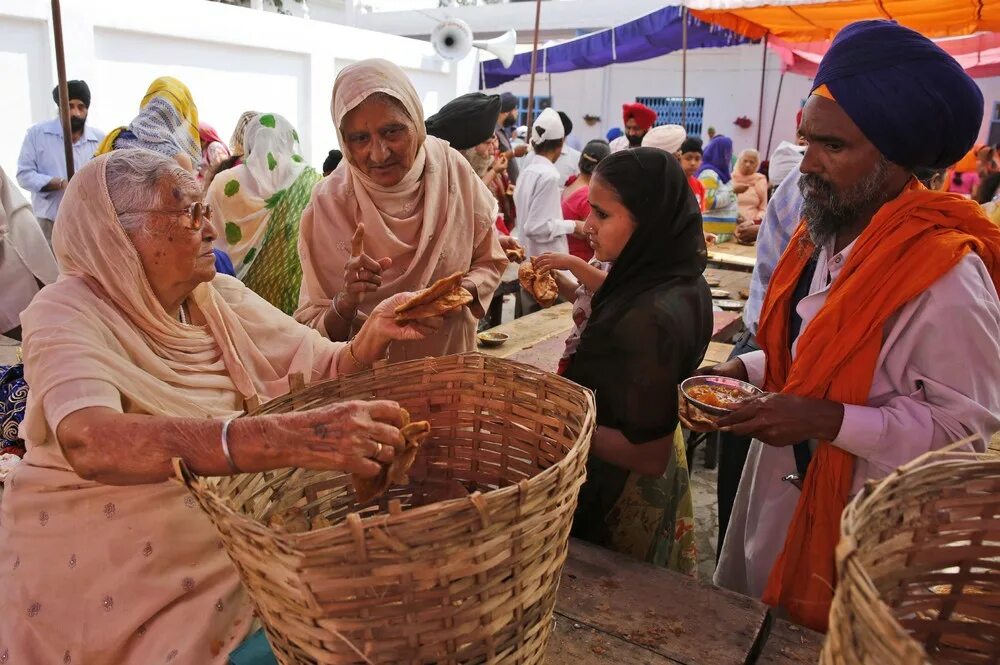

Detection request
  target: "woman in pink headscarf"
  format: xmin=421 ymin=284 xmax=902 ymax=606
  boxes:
xmin=0 ymin=149 xmax=441 ymax=664
xmin=295 ymin=59 xmax=507 ymax=361
xmin=197 ymin=122 xmax=231 ymax=182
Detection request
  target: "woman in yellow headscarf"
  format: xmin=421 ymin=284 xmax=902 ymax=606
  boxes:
xmin=96 ymin=77 xmax=201 ymax=173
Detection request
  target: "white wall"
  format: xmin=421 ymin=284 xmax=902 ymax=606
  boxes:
xmin=490 ymin=43 xmax=1000 ymax=160
xmin=0 ymin=0 xmax=476 ymax=190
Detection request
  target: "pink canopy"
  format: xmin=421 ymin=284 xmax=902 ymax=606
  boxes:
xmin=770 ymin=32 xmax=1000 ymax=79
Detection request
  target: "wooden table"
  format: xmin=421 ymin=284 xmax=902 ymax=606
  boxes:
xmin=708 ymin=240 xmax=758 ymax=271
xmin=545 ymin=539 xmax=823 ymax=664
xmin=481 ymin=268 xmax=751 ymax=366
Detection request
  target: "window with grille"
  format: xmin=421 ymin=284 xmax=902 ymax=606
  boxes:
xmin=516 ymin=96 xmax=552 ymax=128
xmin=635 ymin=96 xmax=705 ymax=137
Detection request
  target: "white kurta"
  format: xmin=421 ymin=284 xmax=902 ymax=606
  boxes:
xmin=513 ymin=157 xmax=576 ymax=259
xmin=0 ymin=168 xmax=58 ymax=333
xmin=715 ymin=241 xmax=1000 ymax=598
xmin=519 ymin=147 xmax=581 ymax=190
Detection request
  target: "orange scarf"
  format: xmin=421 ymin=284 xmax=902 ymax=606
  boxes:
xmin=756 ymin=180 xmax=1000 ymax=631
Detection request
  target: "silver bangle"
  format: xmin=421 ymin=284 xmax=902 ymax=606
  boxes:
xmin=331 ymin=294 xmax=356 ymax=322
xmin=221 ymin=417 xmax=240 ymax=474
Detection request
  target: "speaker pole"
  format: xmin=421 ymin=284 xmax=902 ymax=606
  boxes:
xmin=526 ymin=0 xmax=543 ymax=135
xmin=52 ymin=0 xmax=75 ymax=181
xmin=756 ymin=32 xmax=769 ymax=151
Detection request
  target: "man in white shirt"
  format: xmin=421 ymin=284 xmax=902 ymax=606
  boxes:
xmin=519 ymin=110 xmax=581 ymax=189
xmin=513 ymin=108 xmax=584 ymax=312
xmin=16 ymin=80 xmax=104 ymax=243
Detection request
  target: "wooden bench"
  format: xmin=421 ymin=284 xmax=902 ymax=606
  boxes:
xmin=546 ymin=539 xmax=823 ymax=664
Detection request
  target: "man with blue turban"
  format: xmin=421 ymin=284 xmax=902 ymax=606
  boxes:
xmin=689 ymin=20 xmax=1000 ymax=631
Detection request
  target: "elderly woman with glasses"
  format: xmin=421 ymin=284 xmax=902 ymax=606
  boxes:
xmin=0 ymin=149 xmax=442 ymax=664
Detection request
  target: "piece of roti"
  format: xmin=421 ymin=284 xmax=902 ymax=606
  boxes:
xmin=352 ymin=409 xmax=431 ymax=504
xmin=394 ymin=271 xmax=472 ymax=323
xmin=518 ymin=259 xmax=558 ymax=308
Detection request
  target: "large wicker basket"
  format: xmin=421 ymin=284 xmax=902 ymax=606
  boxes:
xmin=176 ymin=353 xmax=595 ymax=664
xmin=822 ymin=444 xmax=1000 ymax=664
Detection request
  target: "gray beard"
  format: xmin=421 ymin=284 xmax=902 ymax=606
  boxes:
xmin=798 ymin=156 xmax=891 ymax=250
xmin=460 ymin=148 xmax=494 ymax=178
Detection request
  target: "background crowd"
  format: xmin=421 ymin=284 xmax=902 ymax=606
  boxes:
xmin=0 ymin=18 xmax=999 ymax=661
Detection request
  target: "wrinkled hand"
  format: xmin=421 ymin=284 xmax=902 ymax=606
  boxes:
xmin=715 ymin=393 xmax=844 ymax=447
xmin=534 ymin=252 xmax=583 ymax=273
xmin=732 ymin=182 xmax=750 ymax=194
xmin=492 ymin=154 xmax=509 ymax=174
xmin=338 ymin=253 xmax=392 ymax=313
xmin=514 ymin=144 xmax=529 ymax=158
xmin=280 ymin=400 xmax=405 ymax=477
xmin=364 ymin=292 xmax=445 ymax=342
xmin=735 ymin=221 xmax=759 ymax=245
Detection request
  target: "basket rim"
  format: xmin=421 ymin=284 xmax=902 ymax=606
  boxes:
xmin=174 ymin=352 xmax=597 ymax=541
xmin=830 ymin=443 xmax=1000 ymax=661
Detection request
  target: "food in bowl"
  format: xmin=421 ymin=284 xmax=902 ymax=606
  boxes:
xmin=680 ymin=376 xmax=763 ymax=418
xmin=686 ymin=384 xmax=750 ymax=410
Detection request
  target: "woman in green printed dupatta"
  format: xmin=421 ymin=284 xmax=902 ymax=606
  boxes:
xmin=208 ymin=113 xmax=321 ymax=314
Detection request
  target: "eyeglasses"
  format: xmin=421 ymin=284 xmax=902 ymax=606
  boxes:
xmin=123 ymin=202 xmax=213 ymax=231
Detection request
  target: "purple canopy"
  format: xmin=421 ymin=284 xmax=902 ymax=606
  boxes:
xmin=481 ymin=6 xmax=751 ymax=89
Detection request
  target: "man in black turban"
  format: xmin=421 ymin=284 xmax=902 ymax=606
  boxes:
xmin=699 ymin=20 xmax=1000 ymax=632
xmin=495 ymin=91 xmax=527 ymax=184
xmin=425 ymin=92 xmax=502 ymax=151
xmin=51 ymin=80 xmax=92 ymax=138
xmin=16 ymin=79 xmax=104 ymax=242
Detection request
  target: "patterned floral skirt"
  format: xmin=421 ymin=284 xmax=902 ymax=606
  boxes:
xmin=571 ymin=426 xmax=698 ymax=576
xmin=0 ymin=364 xmax=27 ymax=457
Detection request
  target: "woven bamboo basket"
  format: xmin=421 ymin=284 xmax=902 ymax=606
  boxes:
xmin=822 ymin=444 xmax=1000 ymax=665
xmin=176 ymin=353 xmax=595 ymax=664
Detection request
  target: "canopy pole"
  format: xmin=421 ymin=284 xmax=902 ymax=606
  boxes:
xmin=51 ymin=0 xmax=74 ymax=181
xmin=755 ymin=33 xmax=769 ymax=151
xmin=526 ymin=0 xmax=543 ymax=136
xmin=682 ymin=6 xmax=688 ymax=130
xmin=765 ymin=69 xmax=786 ymax=159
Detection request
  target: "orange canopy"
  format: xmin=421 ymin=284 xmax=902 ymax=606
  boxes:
xmin=692 ymin=0 xmax=1000 ymax=42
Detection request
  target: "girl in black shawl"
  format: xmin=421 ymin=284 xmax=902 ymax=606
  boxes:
xmin=564 ymin=147 xmax=712 ymax=572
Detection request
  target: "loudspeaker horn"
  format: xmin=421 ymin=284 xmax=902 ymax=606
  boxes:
xmin=432 ymin=19 xmax=517 ymax=68
xmin=432 ymin=19 xmax=474 ymax=62
xmin=474 ymin=29 xmax=517 ymax=68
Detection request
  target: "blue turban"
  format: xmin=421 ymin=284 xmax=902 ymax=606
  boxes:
xmin=812 ymin=20 xmax=983 ymax=169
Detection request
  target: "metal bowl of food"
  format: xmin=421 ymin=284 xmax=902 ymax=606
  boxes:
xmin=680 ymin=375 xmax=763 ymax=417
xmin=477 ymin=331 xmax=510 ymax=348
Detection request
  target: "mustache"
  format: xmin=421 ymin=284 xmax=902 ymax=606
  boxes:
xmin=798 ymin=174 xmax=834 ymax=198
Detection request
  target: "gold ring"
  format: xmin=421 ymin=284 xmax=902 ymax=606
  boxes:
xmin=375 ymin=443 xmax=384 ymax=457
